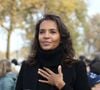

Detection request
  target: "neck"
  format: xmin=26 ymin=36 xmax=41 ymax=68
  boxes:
xmin=36 ymin=45 xmax=64 ymax=67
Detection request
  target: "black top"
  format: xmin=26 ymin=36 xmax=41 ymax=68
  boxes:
xmin=15 ymin=61 xmax=91 ymax=90
xmin=15 ymin=46 xmax=91 ymax=90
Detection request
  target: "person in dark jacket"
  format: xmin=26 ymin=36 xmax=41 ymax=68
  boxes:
xmin=89 ymin=55 xmax=100 ymax=75
xmin=87 ymin=72 xmax=100 ymax=87
xmin=15 ymin=14 xmax=91 ymax=90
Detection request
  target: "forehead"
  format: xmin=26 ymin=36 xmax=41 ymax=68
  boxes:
xmin=39 ymin=20 xmax=58 ymax=29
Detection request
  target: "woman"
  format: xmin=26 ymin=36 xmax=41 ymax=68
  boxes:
xmin=0 ymin=59 xmax=17 ymax=90
xmin=16 ymin=14 xmax=91 ymax=90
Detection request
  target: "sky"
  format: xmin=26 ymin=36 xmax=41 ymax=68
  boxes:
xmin=87 ymin=0 xmax=100 ymax=16
xmin=0 ymin=0 xmax=100 ymax=52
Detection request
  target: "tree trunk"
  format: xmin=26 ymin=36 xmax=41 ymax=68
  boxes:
xmin=6 ymin=31 xmax=12 ymax=59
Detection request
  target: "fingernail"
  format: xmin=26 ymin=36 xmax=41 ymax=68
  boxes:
xmin=59 ymin=65 xmax=61 ymax=68
xmin=38 ymin=69 xmax=40 ymax=71
xmin=38 ymin=71 xmax=40 ymax=74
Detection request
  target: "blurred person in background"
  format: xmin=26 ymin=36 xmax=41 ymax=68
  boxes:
xmin=87 ymin=55 xmax=100 ymax=90
xmin=0 ymin=59 xmax=17 ymax=90
xmin=79 ymin=55 xmax=100 ymax=90
xmin=89 ymin=55 xmax=100 ymax=75
xmin=11 ymin=58 xmax=21 ymax=73
xmin=87 ymin=71 xmax=100 ymax=89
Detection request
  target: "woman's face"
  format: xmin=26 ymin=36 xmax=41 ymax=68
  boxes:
xmin=39 ymin=20 xmax=60 ymax=50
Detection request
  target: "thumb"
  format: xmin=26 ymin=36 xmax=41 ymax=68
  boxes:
xmin=58 ymin=65 xmax=62 ymax=75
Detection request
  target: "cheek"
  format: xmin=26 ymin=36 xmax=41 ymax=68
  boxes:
xmin=56 ymin=40 xmax=60 ymax=46
xmin=57 ymin=35 xmax=61 ymax=43
xmin=54 ymin=36 xmax=61 ymax=46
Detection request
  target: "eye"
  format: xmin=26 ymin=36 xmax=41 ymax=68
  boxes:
xmin=50 ymin=29 xmax=57 ymax=34
xmin=39 ymin=29 xmax=45 ymax=34
xmin=51 ymin=31 xmax=56 ymax=34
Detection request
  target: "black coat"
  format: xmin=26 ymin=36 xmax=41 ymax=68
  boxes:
xmin=15 ymin=61 xmax=91 ymax=90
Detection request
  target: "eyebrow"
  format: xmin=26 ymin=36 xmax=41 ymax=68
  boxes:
xmin=39 ymin=28 xmax=57 ymax=31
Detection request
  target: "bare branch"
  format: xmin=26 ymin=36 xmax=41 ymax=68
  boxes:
xmin=0 ymin=24 xmax=9 ymax=31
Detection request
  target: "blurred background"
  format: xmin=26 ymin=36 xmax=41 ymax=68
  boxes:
xmin=0 ymin=0 xmax=100 ymax=61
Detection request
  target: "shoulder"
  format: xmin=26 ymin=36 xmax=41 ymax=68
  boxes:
xmin=0 ymin=77 xmax=5 ymax=83
xmin=73 ymin=60 xmax=87 ymax=73
xmin=0 ymin=75 xmax=15 ymax=87
xmin=63 ymin=60 xmax=86 ymax=69
xmin=19 ymin=61 xmax=29 ymax=72
xmin=21 ymin=60 xmax=37 ymax=68
xmin=4 ymin=72 xmax=16 ymax=81
xmin=20 ymin=61 xmax=38 ymax=72
xmin=69 ymin=60 xmax=86 ymax=72
xmin=74 ymin=60 xmax=86 ymax=67
xmin=21 ymin=61 xmax=30 ymax=68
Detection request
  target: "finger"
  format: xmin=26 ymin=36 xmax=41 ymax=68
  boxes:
xmin=38 ymin=69 xmax=50 ymax=77
xmin=38 ymin=79 xmax=49 ymax=84
xmin=58 ymin=65 xmax=62 ymax=75
xmin=43 ymin=67 xmax=54 ymax=75
xmin=38 ymin=69 xmax=49 ymax=79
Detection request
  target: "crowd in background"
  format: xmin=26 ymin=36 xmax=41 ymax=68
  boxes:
xmin=0 ymin=58 xmax=21 ymax=90
xmin=79 ymin=54 xmax=100 ymax=90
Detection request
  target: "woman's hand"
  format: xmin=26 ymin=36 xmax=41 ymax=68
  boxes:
xmin=92 ymin=84 xmax=100 ymax=90
xmin=38 ymin=65 xmax=65 ymax=90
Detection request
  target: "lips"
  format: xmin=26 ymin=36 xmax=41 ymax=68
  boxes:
xmin=41 ymin=41 xmax=51 ymax=45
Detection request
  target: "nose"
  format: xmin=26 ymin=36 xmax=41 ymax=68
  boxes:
xmin=44 ymin=32 xmax=50 ymax=38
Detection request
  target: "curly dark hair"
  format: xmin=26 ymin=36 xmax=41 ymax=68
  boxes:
xmin=27 ymin=14 xmax=76 ymax=65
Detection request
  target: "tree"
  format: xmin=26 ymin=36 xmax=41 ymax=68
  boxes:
xmin=0 ymin=0 xmax=88 ymax=59
xmin=85 ymin=14 xmax=100 ymax=54
xmin=0 ymin=0 xmax=18 ymax=59
xmin=0 ymin=0 xmax=41 ymax=59
xmin=22 ymin=0 xmax=87 ymax=54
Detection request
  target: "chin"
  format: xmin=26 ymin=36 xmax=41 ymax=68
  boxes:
xmin=41 ymin=46 xmax=53 ymax=50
